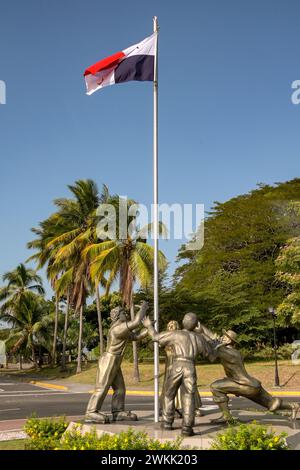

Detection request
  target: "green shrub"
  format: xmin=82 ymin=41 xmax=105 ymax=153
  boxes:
xmin=241 ymin=344 xmax=294 ymax=361
xmin=23 ymin=417 xmax=183 ymax=450
xmin=276 ymin=344 xmax=295 ymax=360
xmin=24 ymin=415 xmax=68 ymax=450
xmin=25 ymin=436 xmax=61 ymax=450
xmin=210 ymin=422 xmax=289 ymax=450
xmin=60 ymin=426 xmax=183 ymax=450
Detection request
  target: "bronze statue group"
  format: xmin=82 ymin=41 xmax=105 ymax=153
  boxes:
xmin=85 ymin=302 xmax=300 ymax=436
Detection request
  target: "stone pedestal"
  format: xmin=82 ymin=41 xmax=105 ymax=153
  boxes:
xmin=65 ymin=409 xmax=300 ymax=450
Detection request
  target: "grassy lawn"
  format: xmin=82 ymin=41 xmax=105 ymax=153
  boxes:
xmin=118 ymin=360 xmax=300 ymax=390
xmin=0 ymin=439 xmax=27 ymax=450
xmin=196 ymin=361 xmax=300 ymax=391
xmin=3 ymin=359 xmax=299 ymax=391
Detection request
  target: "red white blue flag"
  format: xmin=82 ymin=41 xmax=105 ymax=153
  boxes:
xmin=84 ymin=33 xmax=156 ymax=95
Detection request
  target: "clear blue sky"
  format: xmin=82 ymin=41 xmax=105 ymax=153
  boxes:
xmin=0 ymin=0 xmax=299 ymax=294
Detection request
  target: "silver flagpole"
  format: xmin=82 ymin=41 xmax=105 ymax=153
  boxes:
xmin=153 ymin=15 xmax=159 ymax=423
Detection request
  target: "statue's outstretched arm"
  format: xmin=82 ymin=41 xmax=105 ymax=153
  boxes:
xmin=142 ymin=317 xmax=157 ymax=340
xmin=142 ymin=316 xmax=172 ymax=346
xmin=132 ymin=328 xmax=148 ymax=342
xmin=126 ymin=301 xmax=149 ymax=331
xmin=196 ymin=322 xmax=219 ymax=341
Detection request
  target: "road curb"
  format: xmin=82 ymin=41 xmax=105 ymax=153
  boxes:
xmin=104 ymin=390 xmax=300 ymax=397
xmin=269 ymin=391 xmax=300 ymax=396
xmin=29 ymin=381 xmax=68 ymax=391
xmin=29 ymin=381 xmax=300 ymax=397
xmin=121 ymin=390 xmax=300 ymax=397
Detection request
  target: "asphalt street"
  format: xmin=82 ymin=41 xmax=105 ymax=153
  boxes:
xmin=0 ymin=378 xmax=155 ymax=421
xmin=0 ymin=377 xmax=299 ymax=423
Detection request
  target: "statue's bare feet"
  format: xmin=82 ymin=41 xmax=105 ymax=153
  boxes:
xmin=85 ymin=412 xmax=110 ymax=424
xmin=112 ymin=411 xmax=138 ymax=422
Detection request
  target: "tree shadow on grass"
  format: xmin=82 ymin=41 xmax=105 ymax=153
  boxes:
xmin=280 ymin=371 xmax=298 ymax=388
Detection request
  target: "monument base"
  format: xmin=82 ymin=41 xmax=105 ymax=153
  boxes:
xmin=65 ymin=408 xmax=300 ymax=450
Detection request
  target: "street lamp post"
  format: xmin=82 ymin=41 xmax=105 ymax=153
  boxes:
xmin=268 ymin=306 xmax=280 ymax=388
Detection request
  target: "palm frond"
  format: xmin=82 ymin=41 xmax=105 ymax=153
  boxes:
xmin=138 ymin=221 xmax=168 ymax=240
xmin=82 ymin=241 xmax=117 ymax=259
xmin=130 ymin=249 xmax=152 ymax=288
xmin=55 ymin=268 xmax=74 ymax=297
xmin=46 ymin=228 xmax=81 ymax=249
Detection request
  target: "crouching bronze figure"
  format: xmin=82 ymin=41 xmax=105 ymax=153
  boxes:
xmin=201 ymin=328 xmax=300 ymax=423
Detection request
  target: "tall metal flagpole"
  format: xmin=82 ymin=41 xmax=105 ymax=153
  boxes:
xmin=153 ymin=15 xmax=159 ymax=423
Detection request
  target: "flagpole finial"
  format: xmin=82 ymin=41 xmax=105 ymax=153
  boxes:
xmin=153 ymin=16 xmax=159 ymax=33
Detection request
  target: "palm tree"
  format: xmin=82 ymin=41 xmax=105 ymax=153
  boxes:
xmin=60 ymin=287 xmax=71 ymax=371
xmin=90 ymin=276 xmax=108 ymax=356
xmin=0 ymin=264 xmax=44 ymax=315
xmin=28 ymin=181 xmax=112 ymax=367
xmin=27 ymin=215 xmax=69 ymax=365
xmin=85 ymin=223 xmax=167 ymax=382
xmin=38 ymin=180 xmax=104 ymax=373
xmin=2 ymin=293 xmax=54 ymax=368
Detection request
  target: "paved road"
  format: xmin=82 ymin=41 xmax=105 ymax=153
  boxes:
xmin=0 ymin=377 xmax=299 ymax=424
xmin=0 ymin=378 xmax=155 ymax=422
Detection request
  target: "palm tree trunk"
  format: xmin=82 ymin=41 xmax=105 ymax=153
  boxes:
xmin=19 ymin=354 xmax=22 ymax=370
xmin=76 ymin=305 xmax=83 ymax=374
xmin=95 ymin=283 xmax=104 ymax=356
xmin=52 ymin=294 xmax=59 ymax=365
xmin=32 ymin=345 xmax=37 ymax=368
xmin=61 ymin=289 xmax=70 ymax=371
xmin=130 ymin=303 xmax=140 ymax=383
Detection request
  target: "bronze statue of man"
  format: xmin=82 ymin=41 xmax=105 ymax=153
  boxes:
xmin=143 ymin=312 xmax=213 ymax=436
xmin=203 ymin=329 xmax=300 ymax=423
xmin=85 ymin=301 xmax=148 ymax=424
xmin=160 ymin=320 xmax=203 ymax=418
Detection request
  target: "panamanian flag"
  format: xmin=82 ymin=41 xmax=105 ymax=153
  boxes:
xmin=84 ymin=33 xmax=156 ymax=95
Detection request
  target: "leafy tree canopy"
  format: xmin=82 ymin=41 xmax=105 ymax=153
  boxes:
xmin=173 ymin=179 xmax=300 ymax=347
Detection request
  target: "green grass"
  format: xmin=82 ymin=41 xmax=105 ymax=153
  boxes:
xmin=0 ymin=362 xmax=81 ymax=380
xmin=25 ymin=363 xmax=79 ymax=379
xmin=0 ymin=439 xmax=27 ymax=450
xmin=1 ymin=360 xmax=300 ymax=390
xmin=59 ymin=360 xmax=300 ymax=391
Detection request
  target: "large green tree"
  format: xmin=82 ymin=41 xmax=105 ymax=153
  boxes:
xmin=275 ymin=202 xmax=300 ymax=327
xmin=174 ymin=179 xmax=300 ymax=347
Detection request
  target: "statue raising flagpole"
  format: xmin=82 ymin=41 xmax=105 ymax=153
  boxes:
xmin=84 ymin=17 xmax=161 ymax=423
